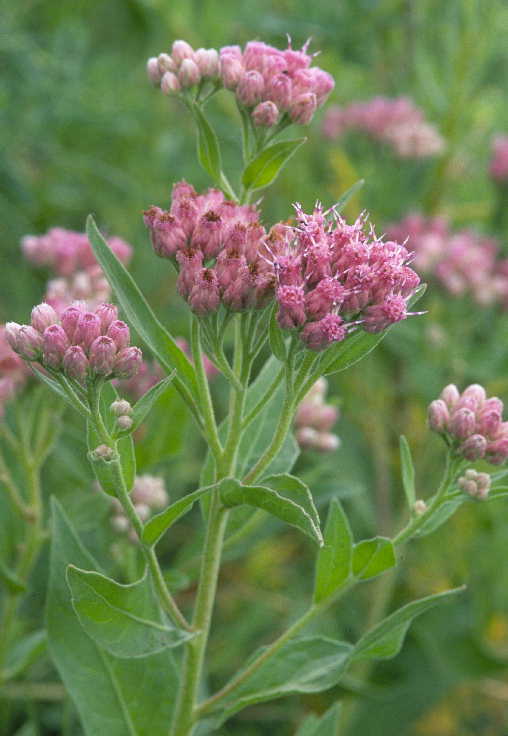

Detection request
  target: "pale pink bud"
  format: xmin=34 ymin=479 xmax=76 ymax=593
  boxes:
xmin=313 ymin=404 xmax=338 ymax=432
xmin=220 ymin=54 xmax=243 ymax=89
xmin=295 ymin=426 xmax=319 ymax=449
xmin=89 ymin=336 xmax=117 ymax=376
xmin=132 ymin=475 xmax=168 ymax=508
xmin=483 ymin=397 xmax=504 ymax=415
xmin=111 ymin=515 xmax=130 ymax=533
xmin=440 ymin=384 xmax=460 ymax=408
xmin=188 ymin=269 xmax=221 ymax=315
xmin=252 ymin=101 xmax=279 ymax=127
xmin=114 ymin=347 xmax=143 ymax=379
xmin=95 ymin=303 xmax=119 ymax=332
xmin=265 ymin=74 xmax=292 ymax=110
xmin=161 ymin=71 xmax=181 ymax=95
xmin=157 ymin=53 xmax=176 ymax=74
xmin=110 ymin=399 xmax=132 ymax=416
xmin=427 ymin=399 xmax=449 ymax=432
xmin=172 ymin=40 xmax=194 ymax=65
xmin=178 ymin=58 xmax=201 ymax=88
xmin=458 ymin=469 xmax=491 ymax=499
xmin=194 ymin=48 xmax=219 ymax=78
xmin=459 ymin=433 xmax=487 ymax=460
xmin=16 ymin=325 xmax=43 ymax=361
xmin=117 ymin=415 xmax=133 ymax=431
xmin=413 ymin=500 xmax=427 ymax=516
xmin=300 ymin=314 xmax=346 ymax=351
xmin=5 ymin=322 xmax=22 ymax=352
xmin=289 ymin=92 xmax=317 ymax=125
xmin=31 ymin=303 xmax=58 ymax=333
xmin=146 ymin=57 xmax=163 ymax=84
xmin=476 ymin=408 xmax=502 ymax=438
xmin=135 ymin=503 xmax=151 ymax=522
xmin=237 ymin=71 xmax=264 ymax=107
xmin=313 ymin=432 xmax=340 ymax=452
xmin=106 ymin=320 xmax=130 ymax=350
xmin=63 ymin=345 xmax=89 ymax=381
xmin=43 ymin=325 xmax=69 ymax=368
xmin=485 ymin=437 xmax=508 ymax=465
xmin=91 ymin=444 xmax=115 ymax=461
xmin=75 ymin=312 xmax=101 ymax=349
xmin=60 ymin=305 xmax=84 ymax=342
xmin=462 ymin=384 xmax=486 ymax=405
xmin=450 ymin=408 xmax=476 ymax=439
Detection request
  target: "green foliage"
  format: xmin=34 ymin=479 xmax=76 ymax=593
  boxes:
xmin=192 ymin=103 xmax=223 ymax=185
xmin=242 ymin=138 xmax=306 ymax=191
xmin=313 ymin=499 xmax=353 ymax=602
xmin=399 ymin=435 xmax=416 ymax=509
xmin=352 ymin=537 xmax=396 ymax=581
xmin=127 ymin=372 xmax=176 ymax=434
xmin=296 ymin=704 xmax=342 ymax=736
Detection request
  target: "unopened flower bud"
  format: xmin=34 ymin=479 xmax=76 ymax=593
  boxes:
xmin=237 ymin=70 xmax=264 ymax=106
xmin=462 ymin=384 xmax=486 ymax=407
xmin=89 ymin=336 xmax=117 ymax=376
xmin=110 ymin=399 xmax=132 ymax=416
xmin=31 ymin=303 xmax=58 ymax=333
xmin=172 ymin=40 xmax=194 ymax=66
xmin=117 ymin=415 xmax=133 ymax=431
xmin=252 ymin=101 xmax=279 ymax=127
xmin=114 ymin=347 xmax=143 ymax=379
xmin=295 ymin=426 xmax=319 ymax=449
xmin=458 ymin=469 xmax=491 ymax=500
xmin=147 ymin=57 xmax=163 ymax=84
xmin=107 ymin=320 xmax=130 ymax=350
xmin=289 ymin=92 xmax=317 ymax=125
xmin=60 ymin=305 xmax=84 ymax=342
xmin=157 ymin=53 xmax=176 ymax=74
xmin=15 ymin=325 xmax=43 ymax=361
xmin=135 ymin=503 xmax=151 ymax=522
xmin=161 ymin=71 xmax=181 ymax=95
xmin=111 ymin=515 xmax=130 ymax=533
xmin=75 ymin=312 xmax=101 ymax=349
xmin=450 ymin=408 xmax=476 ymax=439
xmin=63 ymin=345 xmax=89 ymax=381
xmin=459 ymin=433 xmax=487 ymax=460
xmin=220 ymin=53 xmax=243 ymax=89
xmin=440 ymin=384 xmax=460 ymax=408
xmin=428 ymin=399 xmax=449 ymax=432
xmin=313 ymin=432 xmax=340 ymax=452
xmin=194 ymin=48 xmax=219 ymax=78
xmin=5 ymin=322 xmax=22 ymax=352
xmin=43 ymin=325 xmax=69 ymax=368
xmin=91 ymin=444 xmax=115 ymax=461
xmin=413 ymin=500 xmax=427 ymax=516
xmin=95 ymin=303 xmax=118 ymax=332
xmin=178 ymin=58 xmax=201 ymax=88
xmin=485 ymin=437 xmax=508 ymax=465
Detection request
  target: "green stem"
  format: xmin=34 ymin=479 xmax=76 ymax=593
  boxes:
xmin=191 ymin=318 xmax=223 ymax=466
xmin=241 ymin=367 xmax=284 ymax=431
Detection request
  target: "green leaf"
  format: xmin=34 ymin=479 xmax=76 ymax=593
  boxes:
xmin=216 ymin=636 xmax=352 ymax=722
xmin=314 ymin=499 xmax=353 ymax=602
xmin=86 ymin=216 xmax=198 ymax=399
xmin=354 ymin=587 xmax=465 ymax=661
xmin=142 ymin=483 xmax=215 ymax=546
xmin=66 ymin=566 xmax=193 ymax=658
xmin=31 ymin=368 xmax=83 ymax=415
xmin=268 ymin=303 xmax=286 ymax=361
xmin=329 ymin=179 xmax=365 ymax=213
xmin=263 ymin=473 xmax=320 ymax=533
xmin=0 ymin=561 xmax=26 ymax=593
xmin=352 ymin=537 xmax=396 ymax=581
xmin=414 ymin=497 xmax=465 ymax=537
xmin=128 ymin=372 xmax=176 ymax=433
xmin=86 ymin=423 xmax=135 ymax=496
xmin=46 ymin=498 xmax=178 ymax=735
xmin=4 ymin=630 xmax=46 ymax=680
xmin=220 ymin=478 xmax=323 ymax=545
xmin=242 ymin=137 xmax=306 ymax=191
xmin=296 ymin=704 xmax=342 ymax=736
xmin=399 ymin=435 xmax=416 ymax=509
xmin=192 ymin=103 xmax=222 ymax=184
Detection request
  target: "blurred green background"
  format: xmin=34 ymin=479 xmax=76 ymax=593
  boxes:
xmin=3 ymin=0 xmax=508 ymax=734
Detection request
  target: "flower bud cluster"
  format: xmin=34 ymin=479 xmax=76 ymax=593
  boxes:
xmin=428 ymin=384 xmax=508 ymax=465
xmin=0 ymin=325 xmax=30 ymax=417
xmin=294 ymin=378 xmax=340 ymax=452
xmin=489 ymin=135 xmax=508 ymax=183
xmin=322 ymin=96 xmax=444 ymax=158
xmin=110 ymin=399 xmax=133 ymax=431
xmin=387 ymin=214 xmax=508 ymax=307
xmin=269 ymin=204 xmax=421 ymax=351
xmin=144 ymin=181 xmax=275 ymax=315
xmin=148 ymin=38 xmax=334 ymax=129
xmin=457 ymin=469 xmax=491 ymax=500
xmin=6 ymin=302 xmax=142 ymax=383
xmin=111 ymin=474 xmax=168 ymax=543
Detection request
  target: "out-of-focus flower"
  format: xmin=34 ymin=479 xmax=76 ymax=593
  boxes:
xmin=458 ymin=468 xmax=491 ymax=500
xmin=294 ymin=377 xmax=340 ymax=452
xmin=110 ymin=474 xmax=169 ymax=542
xmin=429 ymin=383 xmax=508 ymax=465
xmin=489 ymin=135 xmax=508 ymax=183
xmin=322 ymin=96 xmax=444 ymax=158
xmin=6 ymin=303 xmax=141 ymax=383
xmin=0 ymin=326 xmax=30 ymax=417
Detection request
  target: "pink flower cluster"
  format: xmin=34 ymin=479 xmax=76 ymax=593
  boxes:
xmin=386 ymin=214 xmax=508 ymax=306
xmin=147 ymin=38 xmax=334 ymax=128
xmin=6 ymin=302 xmax=142 ymax=383
xmin=428 ymin=384 xmax=508 ymax=465
xmin=0 ymin=326 xmax=30 ymax=417
xmin=22 ymin=228 xmax=132 ymax=313
xmin=144 ymin=181 xmax=275 ymax=315
xmin=294 ymin=378 xmax=340 ymax=452
xmin=269 ymin=204 xmax=421 ymax=351
xmin=489 ymin=135 xmax=508 ymax=183
xmin=322 ymin=96 xmax=444 ymax=158
xmin=110 ymin=474 xmax=169 ymax=543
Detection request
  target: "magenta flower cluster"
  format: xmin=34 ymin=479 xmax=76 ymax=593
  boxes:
xmin=22 ymin=228 xmax=132 ymax=314
xmin=387 ymin=214 xmax=508 ymax=307
xmin=294 ymin=378 xmax=340 ymax=452
xmin=144 ymin=181 xmax=275 ymax=315
xmin=322 ymin=96 xmax=444 ymax=158
xmin=428 ymin=384 xmax=508 ymax=465
xmin=269 ymin=204 xmax=421 ymax=351
xmin=147 ymin=38 xmax=334 ymax=128
xmin=6 ymin=303 xmax=142 ymax=383
xmin=489 ymin=135 xmax=508 ymax=183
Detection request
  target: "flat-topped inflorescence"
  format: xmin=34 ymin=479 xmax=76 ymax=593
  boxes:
xmin=147 ymin=37 xmax=334 ymax=129
xmin=428 ymin=383 xmax=508 ymax=465
xmin=268 ymin=203 xmax=421 ymax=351
xmin=6 ymin=302 xmax=142 ymax=383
